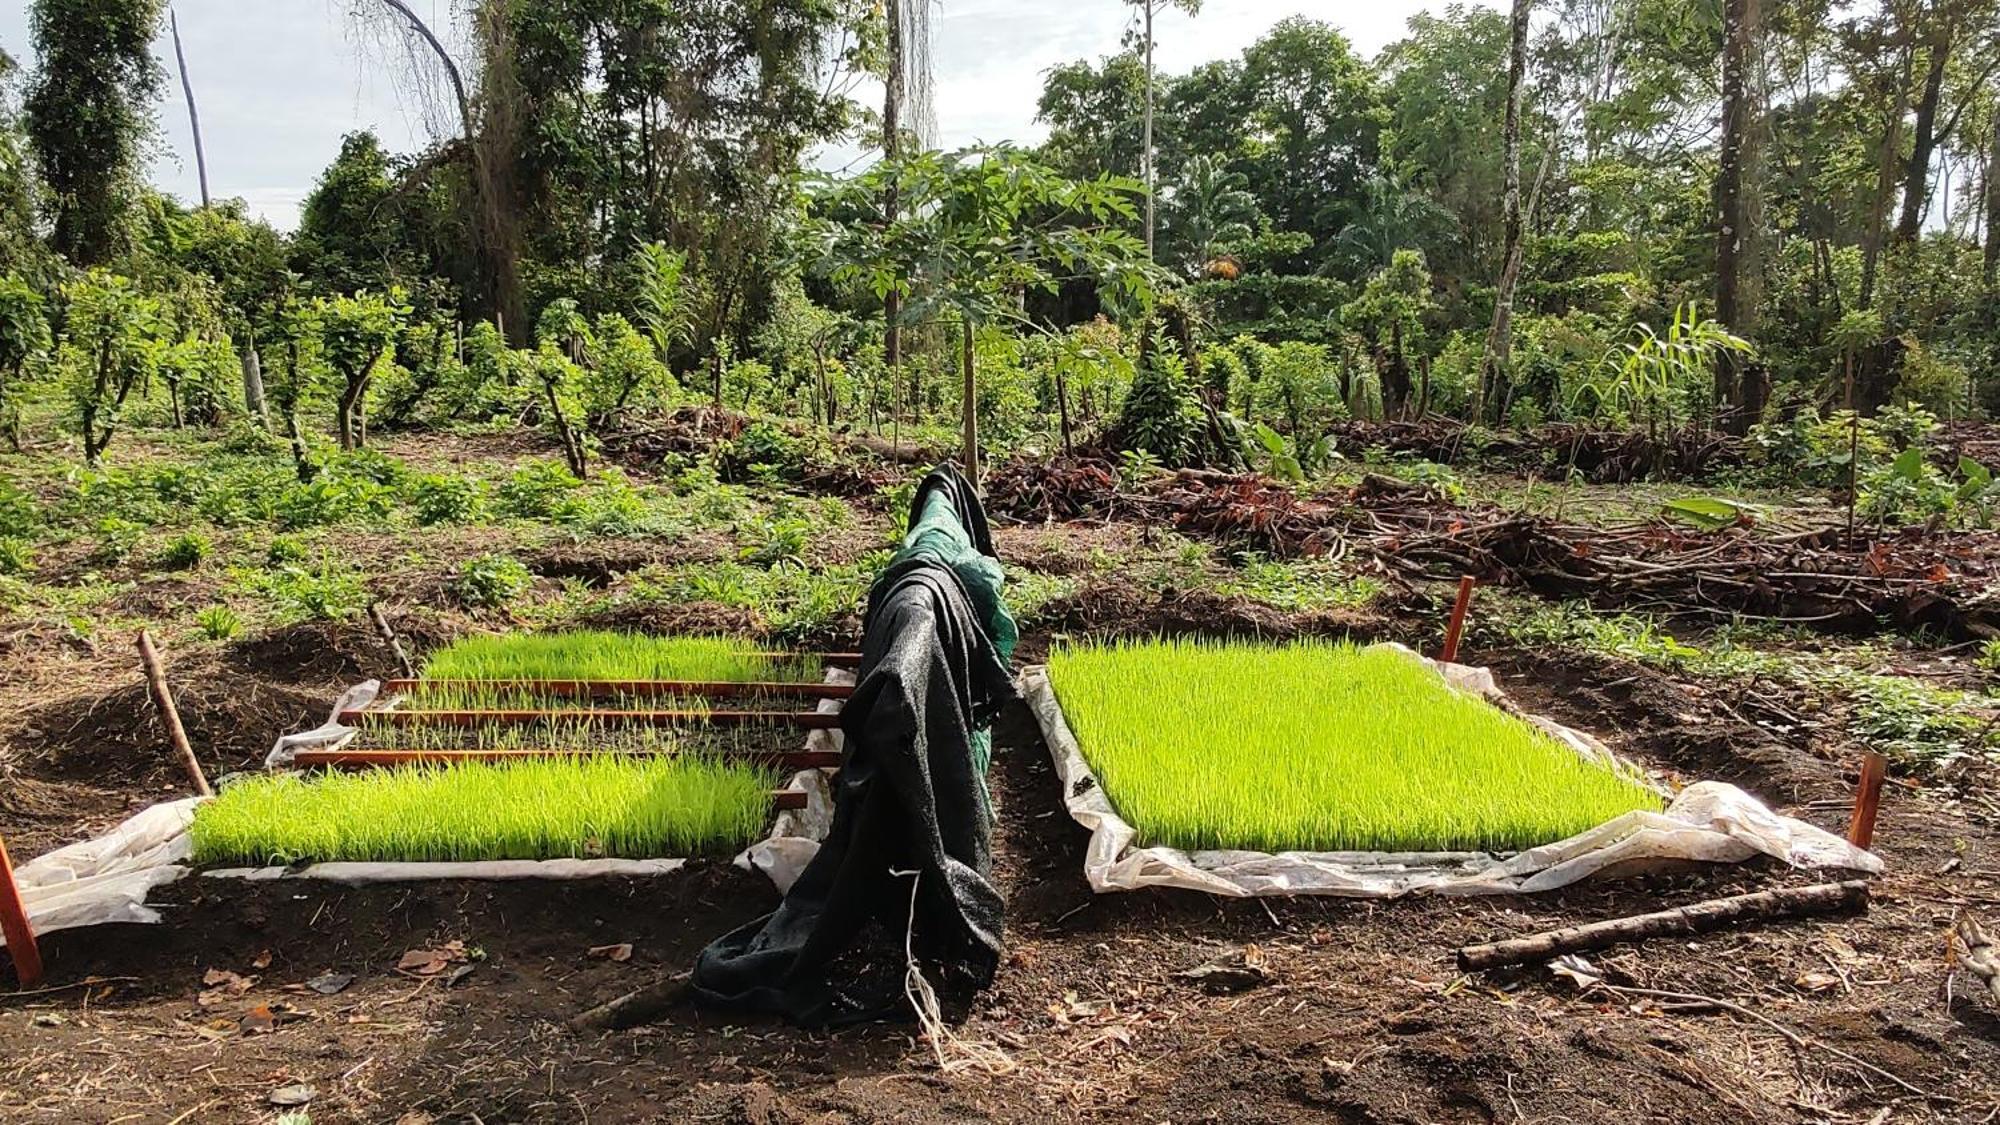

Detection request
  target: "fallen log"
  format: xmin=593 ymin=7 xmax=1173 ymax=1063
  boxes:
xmin=570 ymin=970 xmax=690 ymax=1032
xmin=1956 ymin=914 xmax=2000 ymax=1003
xmin=1456 ymin=880 xmax=1871 ymax=972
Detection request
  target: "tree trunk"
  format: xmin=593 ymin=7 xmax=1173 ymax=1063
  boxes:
xmin=1143 ymin=0 xmax=1157 ymax=259
xmin=1385 ymin=320 xmax=1411 ymax=419
xmin=1712 ymin=0 xmax=1757 ymax=429
xmin=1986 ymin=106 xmax=2000 ymax=287
xmin=883 ymin=0 xmax=904 ymax=395
xmin=170 ymin=8 xmax=210 ymax=209
xmin=240 ymin=342 xmax=268 ymax=426
xmin=960 ymin=317 xmax=978 ymax=486
xmin=1894 ymin=29 xmax=1952 ymax=246
xmin=1861 ymin=46 xmax=1913 ymax=309
xmin=1476 ymin=0 xmax=1531 ymax=425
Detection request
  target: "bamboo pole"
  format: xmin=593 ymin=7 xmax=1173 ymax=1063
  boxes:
xmin=368 ymin=604 xmax=416 ymax=680
xmin=1456 ymin=880 xmax=1871 ymax=971
xmin=169 ymin=7 xmax=210 ymax=209
xmin=1848 ymin=752 xmax=1887 ymax=849
xmin=0 ymin=833 xmax=43 ymax=988
xmin=1441 ymin=576 xmax=1476 ymax=664
xmin=136 ymin=630 xmax=212 ymax=798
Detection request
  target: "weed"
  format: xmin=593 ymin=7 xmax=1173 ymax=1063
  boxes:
xmin=91 ymin=517 xmax=145 ymax=565
xmin=455 ymin=553 xmax=534 ymax=609
xmin=160 ymin=532 xmax=211 ymax=570
xmin=229 ymin=559 xmax=368 ymax=622
xmin=266 ymin=535 xmax=308 ymax=564
xmin=496 ymin=460 xmax=584 ymax=520
xmin=195 ymin=605 xmax=242 ymax=641
xmin=1048 ymin=638 xmax=1661 ymax=853
xmin=1219 ymin=557 xmax=1383 ymax=612
xmin=408 ymin=473 xmax=484 ymax=525
xmin=1981 ymin=639 xmax=2000 ymax=674
xmin=0 ymin=536 xmax=30 ymax=576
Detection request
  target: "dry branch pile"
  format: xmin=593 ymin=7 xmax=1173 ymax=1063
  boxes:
xmin=987 ymin=456 xmax=2000 ymax=638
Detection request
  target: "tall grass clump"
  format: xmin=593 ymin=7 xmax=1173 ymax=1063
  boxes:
xmin=191 ymin=756 xmax=777 ymax=865
xmin=1047 ymin=638 xmax=1661 ymax=854
xmin=420 ymin=630 xmax=820 ymax=683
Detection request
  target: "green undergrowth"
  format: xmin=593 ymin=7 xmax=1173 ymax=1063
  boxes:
xmin=1047 ymin=638 xmax=1661 ymax=853
xmin=1492 ymin=601 xmax=1998 ymax=771
xmin=420 ymin=630 xmax=821 ymax=682
xmin=191 ymin=756 xmax=777 ymax=865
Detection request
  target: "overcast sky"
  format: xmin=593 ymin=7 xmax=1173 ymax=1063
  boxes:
xmin=0 ymin=1 xmax=1502 ymax=231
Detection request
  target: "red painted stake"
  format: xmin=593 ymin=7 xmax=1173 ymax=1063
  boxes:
xmin=1847 ymin=752 xmax=1887 ymax=850
xmin=0 ymin=832 xmax=43 ymax=989
xmin=1440 ymin=576 xmax=1476 ymax=665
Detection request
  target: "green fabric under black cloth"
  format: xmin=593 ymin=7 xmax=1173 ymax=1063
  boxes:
xmin=688 ymin=464 xmax=1015 ymax=1026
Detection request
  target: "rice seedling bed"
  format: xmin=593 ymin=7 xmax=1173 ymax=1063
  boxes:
xmin=419 ymin=631 xmax=828 ymax=684
xmin=323 ymin=718 xmax=838 ymax=773
xmin=1046 ymin=638 xmax=1662 ymax=854
xmin=191 ymin=756 xmax=781 ymax=866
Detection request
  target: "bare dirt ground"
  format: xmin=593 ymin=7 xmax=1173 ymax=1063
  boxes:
xmin=3 ymin=441 xmax=1998 ymax=1122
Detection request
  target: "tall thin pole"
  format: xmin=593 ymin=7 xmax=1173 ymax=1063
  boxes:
xmin=1142 ymin=0 xmax=1156 ymax=258
xmin=170 ymin=7 xmax=210 ymax=208
xmin=884 ymin=0 xmax=905 ymax=404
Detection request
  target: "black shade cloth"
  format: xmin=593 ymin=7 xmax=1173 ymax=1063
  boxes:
xmin=687 ymin=556 xmax=1016 ymax=1025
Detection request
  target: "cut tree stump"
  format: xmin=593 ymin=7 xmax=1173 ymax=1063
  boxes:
xmin=1456 ymin=880 xmax=1871 ymax=972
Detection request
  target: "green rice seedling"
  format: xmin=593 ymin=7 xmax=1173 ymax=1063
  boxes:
xmin=191 ymin=755 xmax=779 ymax=865
xmin=1047 ymin=638 xmax=1661 ymax=854
xmin=420 ymin=630 xmax=821 ymax=683
xmin=348 ymin=719 xmax=772 ymax=759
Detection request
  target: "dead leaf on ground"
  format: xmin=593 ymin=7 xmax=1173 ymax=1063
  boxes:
xmin=396 ymin=941 xmax=469 ymax=978
xmin=1175 ymin=945 xmax=1274 ymax=995
xmin=588 ymin=943 xmax=634 ymax=963
xmin=250 ymin=949 xmax=274 ymax=970
xmin=304 ymin=972 xmax=355 ymax=996
xmin=197 ymin=969 xmax=258 ymax=1008
xmin=268 ymin=1082 xmax=316 ymax=1107
xmin=1794 ymin=970 xmax=1842 ymax=993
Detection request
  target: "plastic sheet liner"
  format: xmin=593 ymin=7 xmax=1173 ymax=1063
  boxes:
xmin=5 ymin=798 xmax=198 ymax=945
xmin=8 ymin=671 xmax=852 ymax=940
xmin=1023 ymin=646 xmax=1883 ymax=898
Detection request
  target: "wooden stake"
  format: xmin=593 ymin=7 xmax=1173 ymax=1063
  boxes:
xmin=0 ymin=833 xmax=44 ymax=988
xmin=1441 ymin=576 xmax=1476 ymax=664
xmin=368 ymin=603 xmax=417 ymax=679
xmin=1848 ymin=752 xmax=1887 ymax=849
xmin=136 ymin=630 xmax=213 ymax=798
xmin=1456 ymin=880 xmax=1870 ymax=972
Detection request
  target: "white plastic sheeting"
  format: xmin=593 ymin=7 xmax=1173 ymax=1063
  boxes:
xmin=6 ymin=671 xmax=853 ymax=941
xmin=1022 ymin=646 xmax=1883 ymax=899
xmin=4 ymin=798 xmax=198 ymax=946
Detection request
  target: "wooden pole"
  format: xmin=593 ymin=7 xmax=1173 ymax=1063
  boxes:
xmin=1456 ymin=880 xmax=1871 ymax=972
xmin=1848 ymin=752 xmax=1887 ymax=849
xmin=136 ymin=630 xmax=213 ymax=798
xmin=1441 ymin=576 xmax=1476 ymax=664
xmin=0 ymin=833 xmax=44 ymax=988
xmin=169 ymin=7 xmax=211 ymax=209
xmin=368 ymin=603 xmax=417 ymax=680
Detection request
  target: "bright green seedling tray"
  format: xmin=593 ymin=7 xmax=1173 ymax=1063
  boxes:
xmin=420 ymin=630 xmax=823 ymax=684
xmin=191 ymin=755 xmax=779 ymax=866
xmin=1046 ymin=638 xmax=1662 ymax=854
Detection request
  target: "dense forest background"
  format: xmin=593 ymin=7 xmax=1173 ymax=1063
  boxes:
xmin=0 ymin=0 xmax=1996 ymax=503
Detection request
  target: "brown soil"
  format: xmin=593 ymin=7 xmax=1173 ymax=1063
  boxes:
xmin=3 ymin=508 xmax=1998 ymax=1121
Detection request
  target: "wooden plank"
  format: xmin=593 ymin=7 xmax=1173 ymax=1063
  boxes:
xmin=341 ymin=708 xmax=843 ymax=730
xmin=294 ymin=747 xmax=841 ymax=770
xmin=1847 ymin=752 xmax=1887 ymax=849
xmin=381 ymin=678 xmax=853 ymax=701
xmin=772 ymin=790 xmax=808 ymax=811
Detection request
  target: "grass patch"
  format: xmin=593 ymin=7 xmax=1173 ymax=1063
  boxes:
xmin=420 ymin=630 xmax=822 ymax=682
xmin=191 ymin=756 xmax=777 ymax=865
xmin=1047 ymin=638 xmax=1661 ymax=853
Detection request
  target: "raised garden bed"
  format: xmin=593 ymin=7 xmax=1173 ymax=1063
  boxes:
xmin=1045 ymin=637 xmax=1662 ymax=854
